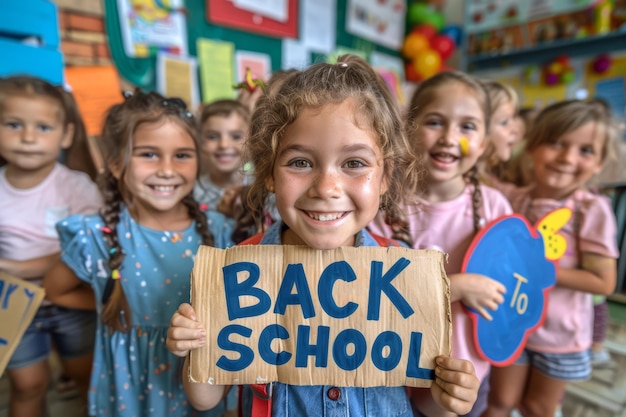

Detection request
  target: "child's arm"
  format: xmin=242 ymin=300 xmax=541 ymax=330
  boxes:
xmin=449 ymin=273 xmax=506 ymax=321
xmin=43 ymin=260 xmax=95 ymax=310
xmin=167 ymin=303 xmax=228 ymax=411
xmin=0 ymin=253 xmax=60 ymax=279
xmin=556 ymin=253 xmax=616 ymax=295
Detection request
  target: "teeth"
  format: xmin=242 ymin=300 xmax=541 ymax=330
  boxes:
xmin=308 ymin=212 xmax=343 ymax=221
xmin=153 ymin=186 xmax=175 ymax=192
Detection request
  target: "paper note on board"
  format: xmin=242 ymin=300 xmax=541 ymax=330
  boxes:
xmin=190 ymin=245 xmax=451 ymax=388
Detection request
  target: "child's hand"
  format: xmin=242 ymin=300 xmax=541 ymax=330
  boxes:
xmin=166 ymin=303 xmax=206 ymax=357
xmin=451 ymin=273 xmax=505 ymax=321
xmin=430 ymin=355 xmax=479 ymax=415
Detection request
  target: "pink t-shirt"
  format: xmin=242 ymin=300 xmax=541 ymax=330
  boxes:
xmin=369 ymin=184 xmax=512 ymax=382
xmin=0 ymin=163 xmax=103 ymax=286
xmin=508 ymin=187 xmax=619 ymax=353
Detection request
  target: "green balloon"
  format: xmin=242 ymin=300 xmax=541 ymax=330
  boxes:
xmin=408 ymin=3 xmax=433 ymax=26
xmin=425 ymin=11 xmax=446 ymax=31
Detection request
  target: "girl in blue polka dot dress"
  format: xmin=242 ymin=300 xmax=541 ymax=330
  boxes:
xmin=43 ymin=90 xmax=218 ymax=417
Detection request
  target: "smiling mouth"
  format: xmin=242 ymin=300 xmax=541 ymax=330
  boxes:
xmin=305 ymin=211 xmax=347 ymax=222
xmin=431 ymin=152 xmax=459 ymax=163
xmin=150 ymin=185 xmax=178 ymax=192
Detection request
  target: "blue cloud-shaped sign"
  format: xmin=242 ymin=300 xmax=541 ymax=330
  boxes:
xmin=462 ymin=215 xmax=556 ymax=366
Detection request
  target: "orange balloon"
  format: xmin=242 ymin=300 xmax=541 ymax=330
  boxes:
xmin=403 ymin=33 xmax=429 ymax=59
xmin=413 ymin=49 xmax=442 ymax=79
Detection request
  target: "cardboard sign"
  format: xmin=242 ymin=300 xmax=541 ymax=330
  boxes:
xmin=190 ymin=245 xmax=450 ymax=388
xmin=462 ymin=209 xmax=571 ymax=366
xmin=0 ymin=272 xmax=45 ymax=373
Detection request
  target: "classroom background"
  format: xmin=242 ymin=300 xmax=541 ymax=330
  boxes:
xmin=1 ymin=0 xmax=626 ymax=416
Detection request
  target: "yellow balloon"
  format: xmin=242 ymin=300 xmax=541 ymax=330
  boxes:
xmin=414 ymin=49 xmax=442 ymax=79
xmin=403 ymin=33 xmax=429 ymax=59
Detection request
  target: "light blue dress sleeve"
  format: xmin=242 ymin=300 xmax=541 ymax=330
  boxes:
xmin=57 ymin=213 xmax=110 ymax=284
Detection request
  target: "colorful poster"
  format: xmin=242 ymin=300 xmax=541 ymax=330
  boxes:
xmin=190 ymin=245 xmax=451 ymax=388
xmin=156 ymin=53 xmax=199 ymax=110
xmin=462 ymin=209 xmax=570 ymax=366
xmin=346 ymin=0 xmax=406 ymax=50
xmin=234 ymin=51 xmax=272 ymax=87
xmin=197 ymin=38 xmax=236 ymax=103
xmin=233 ymin=0 xmax=288 ymax=22
xmin=207 ymin=0 xmax=298 ymax=38
xmin=117 ymin=0 xmax=187 ymax=57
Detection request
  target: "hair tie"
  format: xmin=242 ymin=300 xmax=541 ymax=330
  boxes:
xmin=101 ymin=226 xmax=112 ymax=234
xmin=122 ymin=90 xmax=133 ymax=99
xmin=337 ymin=62 xmax=348 ymax=68
xmin=112 ymin=269 xmax=121 ymax=280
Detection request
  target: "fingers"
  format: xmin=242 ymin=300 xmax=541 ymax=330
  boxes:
xmin=166 ymin=303 xmax=206 ymax=357
xmin=432 ymin=356 xmax=479 ymax=415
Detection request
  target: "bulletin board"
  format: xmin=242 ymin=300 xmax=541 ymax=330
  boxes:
xmin=103 ymin=0 xmax=401 ymax=92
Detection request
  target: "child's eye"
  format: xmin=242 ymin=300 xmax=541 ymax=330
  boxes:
xmin=3 ymin=121 xmax=21 ymax=129
xmin=289 ymin=159 xmax=311 ymax=168
xmin=344 ymin=160 xmax=365 ymax=169
xmin=175 ymin=152 xmax=195 ymax=159
xmin=500 ymin=118 xmax=509 ymax=126
xmin=462 ymin=123 xmax=477 ymax=131
xmin=37 ymin=124 xmax=52 ymax=132
xmin=231 ymin=133 xmax=245 ymax=141
xmin=204 ymin=133 xmax=220 ymax=141
xmin=138 ymin=152 xmax=157 ymax=159
xmin=425 ymin=119 xmax=442 ymax=127
xmin=580 ymin=146 xmax=595 ymax=156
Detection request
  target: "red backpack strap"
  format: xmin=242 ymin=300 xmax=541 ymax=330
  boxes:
xmin=239 ymin=233 xmax=265 ymax=246
xmin=370 ymin=233 xmax=401 ymax=247
xmin=249 ymin=383 xmax=272 ymax=417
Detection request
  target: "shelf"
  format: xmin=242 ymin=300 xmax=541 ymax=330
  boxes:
xmin=466 ymin=30 xmax=626 ymax=71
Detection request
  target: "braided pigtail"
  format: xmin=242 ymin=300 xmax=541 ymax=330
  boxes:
xmin=182 ymin=194 xmax=214 ymax=246
xmin=231 ymin=185 xmax=259 ymax=244
xmin=99 ymin=170 xmax=132 ymax=331
xmin=465 ymin=165 xmax=483 ymax=234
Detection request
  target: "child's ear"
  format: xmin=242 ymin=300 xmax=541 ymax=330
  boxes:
xmin=265 ymin=177 xmax=275 ymax=193
xmin=109 ymin=161 xmax=123 ymax=180
xmin=61 ymin=123 xmax=75 ymax=150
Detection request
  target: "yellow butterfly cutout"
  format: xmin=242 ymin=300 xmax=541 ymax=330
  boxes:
xmin=535 ymin=208 xmax=572 ymax=261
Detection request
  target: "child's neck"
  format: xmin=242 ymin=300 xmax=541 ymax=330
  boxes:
xmin=4 ymin=162 xmax=57 ymax=189
xmin=208 ymin=170 xmax=242 ymax=189
xmin=129 ymin=204 xmax=192 ymax=232
xmin=423 ymin=178 xmax=466 ymax=203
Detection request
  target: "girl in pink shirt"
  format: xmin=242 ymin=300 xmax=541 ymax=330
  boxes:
xmin=369 ymin=71 xmax=512 ymax=417
xmin=483 ymin=100 xmax=619 ymax=417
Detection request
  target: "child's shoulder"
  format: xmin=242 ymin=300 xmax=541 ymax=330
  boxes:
xmin=55 ymin=164 xmax=98 ymax=188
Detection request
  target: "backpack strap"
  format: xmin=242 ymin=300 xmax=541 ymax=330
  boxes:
xmin=249 ymin=383 xmax=272 ymax=417
xmin=370 ymin=233 xmax=401 ymax=247
xmin=239 ymin=233 xmax=265 ymax=246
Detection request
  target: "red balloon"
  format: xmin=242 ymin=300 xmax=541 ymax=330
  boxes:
xmin=405 ymin=61 xmax=422 ymax=82
xmin=411 ymin=24 xmax=437 ymax=40
xmin=429 ymin=34 xmax=455 ymax=61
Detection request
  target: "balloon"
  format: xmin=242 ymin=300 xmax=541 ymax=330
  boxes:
xmin=405 ymin=61 xmax=422 ymax=82
xmin=548 ymin=62 xmax=563 ymax=74
xmin=430 ymin=34 xmax=455 ymax=61
xmin=440 ymin=25 xmax=463 ymax=46
xmin=414 ymin=49 xmax=442 ymax=79
xmin=402 ymin=32 xmax=430 ymax=59
xmin=423 ymin=11 xmax=446 ymax=31
xmin=411 ymin=23 xmax=437 ymax=40
xmin=407 ymin=3 xmax=434 ymax=26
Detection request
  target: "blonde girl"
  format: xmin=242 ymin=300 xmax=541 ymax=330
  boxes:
xmin=483 ymin=100 xmax=619 ymax=417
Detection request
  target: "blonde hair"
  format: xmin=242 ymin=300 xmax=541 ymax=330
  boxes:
xmin=244 ymin=54 xmax=422 ymax=231
xmin=526 ymin=99 xmax=615 ymax=164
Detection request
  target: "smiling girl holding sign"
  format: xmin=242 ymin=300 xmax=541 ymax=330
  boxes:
xmin=166 ymin=55 xmax=480 ymax=417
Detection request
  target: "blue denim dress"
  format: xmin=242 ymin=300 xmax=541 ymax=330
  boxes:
xmin=239 ymin=221 xmax=414 ymax=417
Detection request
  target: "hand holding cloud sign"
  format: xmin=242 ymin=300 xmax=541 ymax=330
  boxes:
xmin=462 ymin=209 xmax=571 ymax=366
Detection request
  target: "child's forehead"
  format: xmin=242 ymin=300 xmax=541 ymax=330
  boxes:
xmin=1 ymin=93 xmax=64 ymax=118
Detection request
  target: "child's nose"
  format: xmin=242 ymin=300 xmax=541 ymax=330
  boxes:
xmin=157 ymin=160 xmax=175 ymax=177
xmin=309 ymin=170 xmax=341 ymax=198
xmin=20 ymin=126 xmax=37 ymax=143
